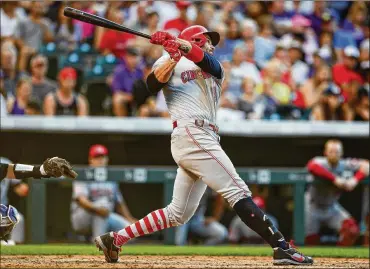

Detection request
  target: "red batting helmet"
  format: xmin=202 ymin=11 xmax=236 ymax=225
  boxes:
xmin=178 ymin=25 xmax=220 ymax=47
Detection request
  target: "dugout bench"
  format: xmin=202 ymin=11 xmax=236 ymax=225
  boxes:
xmin=26 ymin=166 xmax=368 ymax=245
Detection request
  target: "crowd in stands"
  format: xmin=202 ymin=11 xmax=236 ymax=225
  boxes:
xmin=0 ymin=1 xmax=369 ymax=121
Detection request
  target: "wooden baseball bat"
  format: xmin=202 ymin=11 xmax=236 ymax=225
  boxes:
xmin=63 ymin=7 xmax=190 ymax=52
xmin=64 ymin=7 xmax=151 ymax=39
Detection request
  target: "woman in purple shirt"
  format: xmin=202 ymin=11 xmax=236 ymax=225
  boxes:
xmin=341 ymin=2 xmax=367 ymax=47
xmin=7 ymin=78 xmax=32 ymax=115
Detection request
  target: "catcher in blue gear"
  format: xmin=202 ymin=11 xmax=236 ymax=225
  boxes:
xmin=0 ymin=204 xmax=20 ymax=241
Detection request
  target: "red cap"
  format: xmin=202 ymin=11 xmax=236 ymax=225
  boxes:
xmin=252 ymin=196 xmax=266 ymax=210
xmin=59 ymin=67 xmax=77 ymax=80
xmin=176 ymin=1 xmax=191 ymax=9
xmin=89 ymin=144 xmax=108 ymax=158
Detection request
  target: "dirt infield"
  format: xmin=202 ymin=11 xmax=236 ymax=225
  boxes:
xmin=1 ymin=255 xmax=369 ymax=269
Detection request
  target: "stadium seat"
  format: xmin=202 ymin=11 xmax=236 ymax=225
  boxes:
xmin=80 ymin=81 xmax=112 ymax=116
xmin=94 ymin=54 xmax=118 ymax=74
xmin=46 ymin=55 xmax=59 ymax=81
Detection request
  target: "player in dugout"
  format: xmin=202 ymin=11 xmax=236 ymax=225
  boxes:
xmin=0 ymin=157 xmax=77 ymax=242
xmin=305 ymin=139 xmax=369 ymax=246
xmin=71 ymin=144 xmax=137 ymax=242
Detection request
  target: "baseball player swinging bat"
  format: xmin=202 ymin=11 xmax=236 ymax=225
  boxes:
xmin=67 ymin=6 xmax=313 ymax=266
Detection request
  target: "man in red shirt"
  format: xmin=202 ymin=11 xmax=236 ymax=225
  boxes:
xmin=163 ymin=1 xmax=191 ymax=37
xmin=332 ymin=46 xmax=364 ymax=101
xmin=99 ymin=9 xmax=136 ymax=59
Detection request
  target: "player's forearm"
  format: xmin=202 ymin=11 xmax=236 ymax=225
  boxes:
xmin=146 ymin=59 xmax=177 ymax=93
xmin=116 ymin=202 xmax=134 ymax=219
xmin=77 ymin=196 xmax=100 ymax=214
xmin=355 ymin=160 xmax=370 ymax=182
xmin=153 ymin=58 xmax=177 ymax=83
xmin=7 ymin=163 xmax=46 ymax=180
xmin=307 ymin=160 xmax=336 ymax=181
xmin=6 ymin=164 xmax=15 ymax=179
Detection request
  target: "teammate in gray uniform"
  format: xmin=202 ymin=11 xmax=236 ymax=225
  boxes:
xmin=0 ymin=157 xmax=28 ymax=245
xmin=306 ymin=139 xmax=369 ymax=246
xmin=229 ymin=196 xmax=279 ymax=244
xmin=95 ymin=26 xmax=313 ymax=266
xmin=175 ymin=187 xmax=227 ymax=245
xmin=71 ymin=145 xmax=137 ymax=241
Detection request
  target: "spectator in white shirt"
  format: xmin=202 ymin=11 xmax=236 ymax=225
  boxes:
xmin=227 ymin=46 xmax=261 ymax=99
xmin=0 ymin=1 xmax=25 ymax=39
xmin=287 ymin=41 xmax=309 ymax=88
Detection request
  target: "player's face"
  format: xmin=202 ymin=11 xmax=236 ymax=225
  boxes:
xmin=325 ymin=143 xmax=342 ymax=163
xmin=203 ymin=36 xmax=215 ymax=55
xmin=89 ymin=155 xmax=109 ymax=167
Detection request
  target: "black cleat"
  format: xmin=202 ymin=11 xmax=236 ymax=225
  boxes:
xmin=94 ymin=232 xmax=121 ymax=263
xmin=273 ymin=246 xmax=314 ymax=266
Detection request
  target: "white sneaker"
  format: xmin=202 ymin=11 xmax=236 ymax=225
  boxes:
xmin=1 ymin=240 xmax=16 ymax=246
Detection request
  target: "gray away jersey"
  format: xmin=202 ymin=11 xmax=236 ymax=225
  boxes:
xmin=308 ymin=156 xmax=363 ymax=208
xmin=153 ymin=55 xmax=224 ymax=123
xmin=71 ymin=181 xmax=124 ymax=213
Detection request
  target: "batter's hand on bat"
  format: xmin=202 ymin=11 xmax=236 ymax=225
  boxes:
xmin=163 ymin=40 xmax=182 ymax=62
xmin=150 ymin=31 xmax=175 ymax=45
xmin=42 ymin=157 xmax=78 ymax=179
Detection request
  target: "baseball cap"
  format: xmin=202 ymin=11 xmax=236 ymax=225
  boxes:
xmin=252 ymin=196 xmax=266 ymax=210
xmin=59 ymin=67 xmax=77 ymax=80
xmin=176 ymin=1 xmax=192 ymax=9
xmin=89 ymin=144 xmax=108 ymax=158
xmin=344 ymin=46 xmax=360 ymax=58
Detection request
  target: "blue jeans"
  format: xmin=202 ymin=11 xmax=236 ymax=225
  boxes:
xmin=175 ymin=214 xmax=228 ymax=246
xmin=71 ymin=208 xmax=130 ymax=240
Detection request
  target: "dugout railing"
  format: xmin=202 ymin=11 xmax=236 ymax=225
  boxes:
xmin=25 ymin=166 xmax=369 ymax=245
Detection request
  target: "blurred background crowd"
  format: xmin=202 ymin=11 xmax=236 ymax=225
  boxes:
xmin=0 ymin=0 xmax=369 ymax=121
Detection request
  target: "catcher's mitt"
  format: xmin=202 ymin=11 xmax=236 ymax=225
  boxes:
xmin=42 ymin=157 xmax=78 ymax=179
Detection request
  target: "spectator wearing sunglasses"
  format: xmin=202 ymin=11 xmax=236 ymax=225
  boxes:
xmin=30 ymin=54 xmax=57 ymax=104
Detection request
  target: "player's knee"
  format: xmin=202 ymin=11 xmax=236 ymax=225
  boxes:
xmin=338 ymin=218 xmax=359 ymax=246
xmin=225 ymin=190 xmax=251 ymax=208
